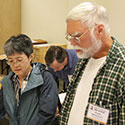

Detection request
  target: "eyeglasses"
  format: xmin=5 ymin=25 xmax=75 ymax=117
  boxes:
xmin=65 ymin=29 xmax=89 ymax=43
xmin=7 ymin=57 xmax=27 ymax=66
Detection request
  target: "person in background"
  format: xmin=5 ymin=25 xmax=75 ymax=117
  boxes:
xmin=45 ymin=46 xmax=79 ymax=91
xmin=0 ymin=34 xmax=58 ymax=125
xmin=59 ymin=2 xmax=125 ymax=125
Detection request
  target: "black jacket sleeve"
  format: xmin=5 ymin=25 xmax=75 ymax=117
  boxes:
xmin=28 ymin=71 xmax=58 ymax=125
xmin=0 ymin=86 xmax=5 ymax=120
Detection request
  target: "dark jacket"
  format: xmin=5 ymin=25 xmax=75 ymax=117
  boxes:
xmin=0 ymin=63 xmax=58 ymax=125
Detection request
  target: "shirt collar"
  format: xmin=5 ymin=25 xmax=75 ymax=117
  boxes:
xmin=64 ymin=50 xmax=73 ymax=70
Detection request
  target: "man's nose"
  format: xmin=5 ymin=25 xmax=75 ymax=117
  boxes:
xmin=70 ymin=39 xmax=77 ymax=46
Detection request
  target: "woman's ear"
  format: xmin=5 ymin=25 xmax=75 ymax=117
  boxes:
xmin=29 ymin=53 xmax=34 ymax=61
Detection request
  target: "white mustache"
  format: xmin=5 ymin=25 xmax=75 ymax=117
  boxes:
xmin=71 ymin=28 xmax=102 ymax=59
xmin=72 ymin=45 xmax=90 ymax=58
xmin=73 ymin=46 xmax=82 ymax=50
xmin=73 ymin=46 xmax=90 ymax=53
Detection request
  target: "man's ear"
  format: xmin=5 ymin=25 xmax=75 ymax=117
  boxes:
xmin=94 ymin=24 xmax=104 ymax=38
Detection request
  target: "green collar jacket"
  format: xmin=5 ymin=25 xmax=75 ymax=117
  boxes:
xmin=1 ymin=63 xmax=58 ymax=125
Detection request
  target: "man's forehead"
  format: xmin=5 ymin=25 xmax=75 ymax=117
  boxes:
xmin=67 ymin=20 xmax=87 ymax=34
xmin=50 ymin=60 xmax=60 ymax=66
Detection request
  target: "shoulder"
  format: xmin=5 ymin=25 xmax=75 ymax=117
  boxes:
xmin=110 ymin=38 xmax=125 ymax=60
xmin=39 ymin=69 xmax=58 ymax=93
xmin=66 ymin=49 xmax=78 ymax=60
xmin=66 ymin=49 xmax=77 ymax=54
xmin=1 ymin=71 xmax=13 ymax=84
xmin=40 ymin=68 xmax=55 ymax=82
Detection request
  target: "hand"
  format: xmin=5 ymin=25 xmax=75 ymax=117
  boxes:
xmin=0 ymin=83 xmax=2 ymax=90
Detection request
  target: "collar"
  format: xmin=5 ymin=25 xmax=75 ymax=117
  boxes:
xmin=63 ymin=50 xmax=74 ymax=71
xmin=6 ymin=63 xmax=44 ymax=93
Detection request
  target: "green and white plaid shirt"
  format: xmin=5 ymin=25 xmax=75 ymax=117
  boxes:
xmin=59 ymin=37 xmax=125 ymax=125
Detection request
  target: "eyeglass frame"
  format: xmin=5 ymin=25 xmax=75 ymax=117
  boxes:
xmin=7 ymin=57 xmax=28 ymax=66
xmin=65 ymin=29 xmax=90 ymax=43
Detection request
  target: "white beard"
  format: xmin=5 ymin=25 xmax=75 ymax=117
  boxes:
xmin=73 ymin=29 xmax=102 ymax=59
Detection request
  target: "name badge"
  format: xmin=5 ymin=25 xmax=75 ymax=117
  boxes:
xmin=68 ymin=75 xmax=72 ymax=81
xmin=87 ymin=104 xmax=110 ymax=124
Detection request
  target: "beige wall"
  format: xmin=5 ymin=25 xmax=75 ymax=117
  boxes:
xmin=21 ymin=0 xmax=125 ymax=47
xmin=21 ymin=0 xmax=68 ymax=44
xmin=0 ymin=0 xmax=21 ymax=54
xmin=97 ymin=0 xmax=125 ymax=45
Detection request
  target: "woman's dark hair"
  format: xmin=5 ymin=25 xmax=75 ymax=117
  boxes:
xmin=4 ymin=34 xmax=33 ymax=57
xmin=45 ymin=46 xmax=68 ymax=66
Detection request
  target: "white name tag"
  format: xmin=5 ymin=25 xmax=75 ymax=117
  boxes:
xmin=87 ymin=104 xmax=110 ymax=124
xmin=68 ymin=75 xmax=72 ymax=81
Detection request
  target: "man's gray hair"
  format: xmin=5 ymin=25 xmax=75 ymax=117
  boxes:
xmin=66 ymin=2 xmax=110 ymax=34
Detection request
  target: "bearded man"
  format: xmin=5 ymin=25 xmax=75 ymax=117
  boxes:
xmin=59 ymin=2 xmax=125 ymax=125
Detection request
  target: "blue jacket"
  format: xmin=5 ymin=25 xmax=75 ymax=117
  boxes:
xmin=0 ymin=63 xmax=58 ymax=125
xmin=48 ymin=49 xmax=79 ymax=85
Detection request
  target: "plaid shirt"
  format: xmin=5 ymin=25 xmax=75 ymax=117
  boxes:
xmin=59 ymin=37 xmax=125 ymax=125
xmin=11 ymin=71 xmax=31 ymax=106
